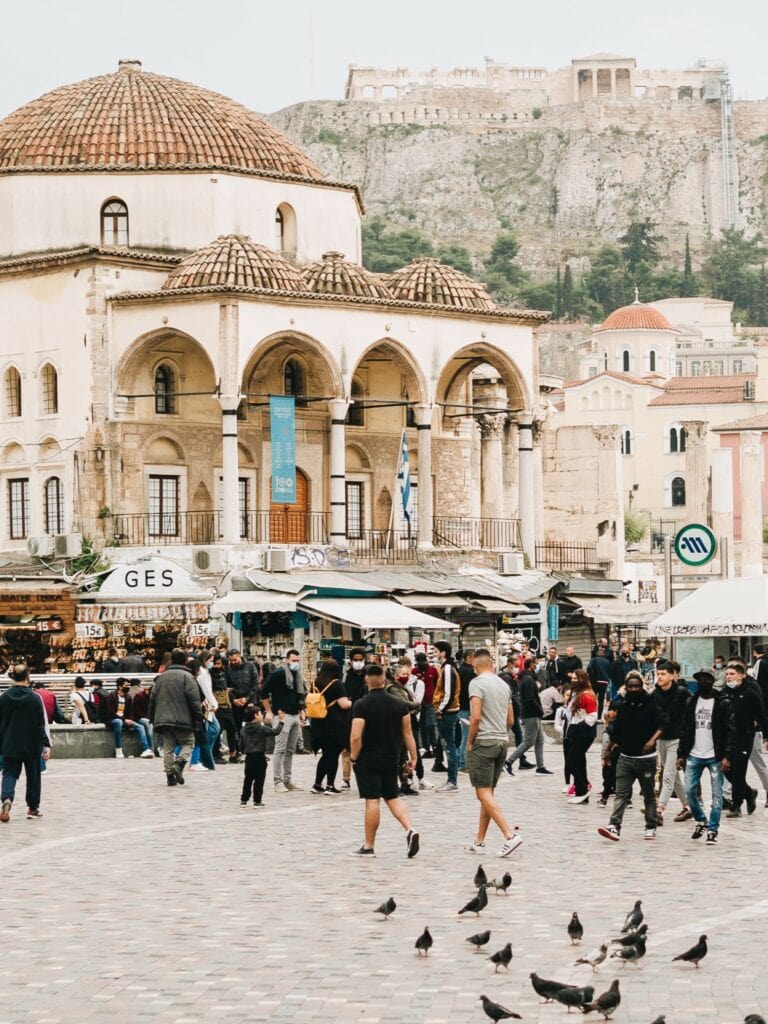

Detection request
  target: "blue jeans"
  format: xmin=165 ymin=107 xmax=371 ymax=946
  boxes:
xmin=438 ymin=712 xmax=459 ymax=785
xmin=190 ymin=718 xmax=221 ymax=769
xmin=457 ymin=710 xmax=470 ymax=769
xmin=111 ymin=718 xmax=150 ymax=751
xmin=685 ymin=756 xmax=723 ymax=832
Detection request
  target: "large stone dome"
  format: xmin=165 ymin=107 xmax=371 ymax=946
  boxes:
xmin=0 ymin=60 xmax=325 ymax=182
xmin=163 ymin=235 xmax=305 ymax=292
xmin=302 ymin=251 xmax=393 ymax=299
xmin=387 ymin=257 xmax=495 ymax=310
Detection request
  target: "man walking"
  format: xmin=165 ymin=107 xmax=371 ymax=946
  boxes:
xmin=148 ymin=650 xmax=203 ymax=786
xmin=597 ymin=673 xmax=663 ymax=842
xmin=611 ymin=644 xmax=639 ymax=700
xmin=0 ymin=664 xmax=50 ymax=821
xmin=457 ymin=649 xmax=476 ymax=772
xmin=544 ymin=647 xmax=563 ymax=686
xmin=349 ymin=664 xmax=419 ymax=858
xmin=747 ymin=644 xmax=768 ymax=807
xmin=587 ymin=644 xmax=613 ymax=720
xmin=651 ymin=660 xmax=692 ymax=825
xmin=465 ymin=650 xmax=523 ymax=858
xmin=433 ymin=641 xmax=460 ymax=793
xmin=722 ymin=661 xmax=764 ymax=817
xmin=504 ymin=656 xmax=552 ymax=775
xmin=560 ymin=646 xmax=583 ymax=680
xmin=261 ymin=649 xmax=307 ymax=793
xmin=226 ymin=649 xmax=261 ymax=739
xmin=677 ymin=669 xmax=735 ymax=845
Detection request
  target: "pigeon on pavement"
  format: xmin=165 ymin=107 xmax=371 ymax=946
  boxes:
xmin=530 ymin=972 xmax=570 ymax=1003
xmin=672 ymin=934 xmax=707 ymax=967
xmin=575 ymin=943 xmax=608 ymax=971
xmin=649 ymin=1017 xmax=666 ymax=1024
xmin=474 ymin=864 xmax=489 ymax=889
xmin=488 ymin=942 xmax=513 ymax=972
xmin=479 ymin=995 xmax=522 ymax=1021
xmin=554 ymin=984 xmax=595 ymax=1013
xmin=459 ymin=885 xmax=489 ymax=916
xmin=621 ymin=900 xmax=643 ymax=933
xmin=467 ymin=929 xmax=492 ymax=951
xmin=610 ymin=937 xmax=646 ymax=967
xmin=568 ymin=912 xmax=584 ymax=944
xmin=612 ymin=923 xmax=648 ymax=945
xmin=415 ymin=927 xmax=433 ymax=957
xmin=744 ymin=1016 xmax=766 ymax=1024
xmin=583 ymin=979 xmax=621 ymax=1019
xmin=374 ymin=897 xmax=396 ymax=920
xmin=491 ymin=872 xmax=512 ymax=894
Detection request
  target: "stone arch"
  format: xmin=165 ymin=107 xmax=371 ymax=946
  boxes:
xmin=435 ymin=341 xmax=530 ymax=432
xmin=375 ymin=485 xmax=393 ymax=532
xmin=350 ymin=337 xmax=429 ymax=408
xmin=115 ymin=328 xmax=218 ymax=420
xmin=0 ymin=441 xmax=27 ymax=466
xmin=241 ymin=330 xmax=343 ymax=401
xmin=238 ymin=442 xmax=255 ymax=465
xmin=144 ymin=433 xmax=185 ymax=464
xmin=346 ymin=442 xmax=371 ymax=470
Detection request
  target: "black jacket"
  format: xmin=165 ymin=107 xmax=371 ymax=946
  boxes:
xmin=560 ymin=654 xmax=583 ymax=678
xmin=458 ymin=664 xmax=476 ymax=712
xmin=726 ymin=681 xmax=765 ymax=744
xmin=610 ymin=691 xmax=662 ymax=757
xmin=753 ymin=657 xmax=768 ymax=716
xmin=261 ymin=665 xmax=305 ymax=715
xmin=651 ymin=682 xmax=690 ymax=740
xmin=678 ymin=691 xmax=736 ymax=763
xmin=343 ymin=668 xmax=367 ymax=704
xmin=118 ymin=653 xmax=150 ymax=673
xmin=611 ymin=655 xmax=639 ymax=687
xmin=226 ymin=660 xmax=261 ymax=704
xmin=587 ymin=655 xmax=612 ymax=684
xmin=0 ymin=686 xmax=49 ymax=758
xmin=517 ymin=672 xmax=543 ymax=719
xmin=239 ymin=719 xmax=283 ymax=754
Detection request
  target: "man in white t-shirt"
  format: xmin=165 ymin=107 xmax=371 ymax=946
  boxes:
xmin=676 ymin=669 xmax=736 ymax=846
xmin=465 ymin=649 xmax=522 ymax=859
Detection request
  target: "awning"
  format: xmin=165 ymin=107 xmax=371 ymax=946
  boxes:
xmin=395 ymin=593 xmax=469 ymax=610
xmin=563 ymin=597 xmax=659 ymax=626
xmin=649 ymin=575 xmax=768 ymax=637
xmin=470 ymin=599 xmax=526 ymax=615
xmin=212 ymin=592 xmax=297 ymax=615
xmin=298 ymin=597 xmax=459 ymax=630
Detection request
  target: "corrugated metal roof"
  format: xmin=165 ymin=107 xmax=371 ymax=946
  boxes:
xmin=563 ymin=578 xmax=625 ymax=596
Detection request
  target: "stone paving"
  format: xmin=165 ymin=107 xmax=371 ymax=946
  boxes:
xmin=0 ymin=740 xmax=766 ymax=1024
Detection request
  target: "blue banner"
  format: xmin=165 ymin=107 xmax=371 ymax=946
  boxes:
xmin=547 ymin=604 xmax=559 ymax=642
xmin=270 ymin=396 xmax=296 ymax=504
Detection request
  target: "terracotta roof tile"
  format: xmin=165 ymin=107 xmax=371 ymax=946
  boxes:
xmin=163 ymin=236 xmax=304 ymax=292
xmin=562 ymin=369 xmax=664 ymax=389
xmin=302 ymin=251 xmax=393 ymax=300
xmin=713 ymin=412 xmax=768 ymax=432
xmin=595 ymin=302 xmax=676 ymax=333
xmin=387 ymin=257 xmax=495 ymax=311
xmin=648 ymin=373 xmax=756 ymax=406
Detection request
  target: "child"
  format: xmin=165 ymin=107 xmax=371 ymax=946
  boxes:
xmin=239 ymin=707 xmax=284 ymax=807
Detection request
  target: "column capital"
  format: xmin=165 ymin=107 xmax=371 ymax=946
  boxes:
xmin=328 ymin=398 xmax=349 ymax=421
xmin=592 ymin=424 xmax=621 ymax=449
xmin=741 ymin=429 xmax=763 ymax=456
xmin=516 ymin=412 xmax=534 ymax=429
xmin=680 ymin=419 xmax=707 ymax=444
xmin=218 ymin=393 xmax=241 ymax=413
xmin=414 ymin=403 xmax=433 ymax=428
xmin=477 ymin=412 xmax=507 ymax=439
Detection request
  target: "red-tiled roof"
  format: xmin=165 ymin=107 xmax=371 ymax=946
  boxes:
xmin=302 ymin=251 xmax=393 ymax=300
xmin=562 ymin=370 xmax=664 ymax=389
xmin=163 ymin=236 xmax=304 ymax=292
xmin=595 ymin=302 xmax=675 ymax=333
xmin=713 ymin=412 xmax=768 ymax=432
xmin=387 ymin=258 xmax=495 ymax=311
xmin=648 ymin=374 xmax=756 ymax=406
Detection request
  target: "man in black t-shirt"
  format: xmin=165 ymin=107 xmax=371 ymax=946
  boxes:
xmin=349 ymin=664 xmax=420 ymax=859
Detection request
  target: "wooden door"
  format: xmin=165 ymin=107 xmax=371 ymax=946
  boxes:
xmin=270 ymin=470 xmax=308 ymax=543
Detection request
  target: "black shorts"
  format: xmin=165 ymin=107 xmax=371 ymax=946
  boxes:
xmin=354 ymin=756 xmax=400 ymax=801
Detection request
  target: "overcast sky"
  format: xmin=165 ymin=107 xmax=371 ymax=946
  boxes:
xmin=1 ymin=0 xmax=767 ymax=118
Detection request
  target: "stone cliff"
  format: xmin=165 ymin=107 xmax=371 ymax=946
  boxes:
xmin=268 ymin=98 xmax=768 ymax=274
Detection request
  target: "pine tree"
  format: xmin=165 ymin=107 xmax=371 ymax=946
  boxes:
xmin=681 ymin=233 xmax=695 ymax=296
xmin=553 ymin=267 xmax=562 ymax=319
xmin=562 ymin=264 xmax=574 ymax=319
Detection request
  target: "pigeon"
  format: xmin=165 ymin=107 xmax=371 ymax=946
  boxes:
xmin=554 ymin=984 xmax=594 ymax=1013
xmin=459 ymin=885 xmax=488 ymax=916
xmin=575 ymin=943 xmax=608 ymax=972
xmin=488 ymin=942 xmax=513 ymax=972
xmin=649 ymin=1017 xmax=666 ymax=1024
xmin=491 ymin=872 xmax=512 ymax=894
xmin=479 ymin=995 xmax=522 ymax=1021
xmin=745 ymin=1017 xmax=766 ymax=1024
xmin=415 ymin=926 xmax=433 ymax=957
xmin=474 ymin=863 xmax=489 ymax=888
xmin=568 ymin=911 xmax=584 ymax=944
xmin=612 ymin=923 xmax=648 ymax=945
xmin=373 ymin=897 xmax=396 ymax=920
xmin=530 ymin=972 xmax=571 ymax=1003
xmin=467 ymin=929 xmax=492 ymax=951
xmin=672 ymin=934 xmax=707 ymax=967
xmin=610 ymin=937 xmax=646 ymax=967
xmin=583 ymin=979 xmax=621 ymax=1019
xmin=621 ymin=900 xmax=643 ymax=933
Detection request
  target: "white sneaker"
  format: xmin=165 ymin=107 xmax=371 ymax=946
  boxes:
xmin=418 ymin=779 xmax=434 ymax=790
xmin=115 ymin=749 xmax=125 ymax=759
xmin=466 ymin=840 xmax=487 ymax=854
xmin=140 ymin=749 xmax=154 ymax=759
xmin=498 ymin=833 xmax=523 ymax=858
xmin=189 ymin=765 xmax=209 ymax=773
xmin=274 ymin=781 xmax=289 ymax=793
xmin=436 ymin=782 xmax=458 ymax=793
xmin=562 ymin=785 xmax=570 ymax=794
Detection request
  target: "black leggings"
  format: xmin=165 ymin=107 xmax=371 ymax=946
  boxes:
xmin=725 ymin=743 xmax=753 ymax=810
xmin=314 ymin=738 xmax=343 ymax=788
xmin=564 ymin=726 xmax=596 ymax=797
xmin=214 ymin=709 xmax=238 ymax=756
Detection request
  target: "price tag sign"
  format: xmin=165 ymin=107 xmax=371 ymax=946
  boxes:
xmin=75 ymin=622 xmax=106 ymax=639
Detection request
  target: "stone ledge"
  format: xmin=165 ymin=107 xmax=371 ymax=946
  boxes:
xmin=50 ymin=724 xmax=148 ymax=759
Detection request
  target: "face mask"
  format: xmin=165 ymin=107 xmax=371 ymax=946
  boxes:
xmin=726 ymin=680 xmax=739 ymax=689
xmin=397 ymin=674 xmax=409 ymax=683
xmin=288 ymin=662 xmax=299 ymax=672
xmin=352 ymin=661 xmax=364 ymax=670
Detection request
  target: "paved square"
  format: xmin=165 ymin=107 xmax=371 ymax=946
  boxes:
xmin=0 ymin=744 xmax=766 ymax=1024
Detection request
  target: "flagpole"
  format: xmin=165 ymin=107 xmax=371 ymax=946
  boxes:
xmin=387 ymin=430 xmax=402 ymax=554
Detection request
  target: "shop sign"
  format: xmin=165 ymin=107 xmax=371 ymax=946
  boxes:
xmin=76 ymin=622 xmax=107 ymax=639
xmin=187 ymin=622 xmax=217 ymax=637
xmin=99 ymin=558 xmax=204 ymax=599
xmin=35 ymin=617 xmax=64 ymax=633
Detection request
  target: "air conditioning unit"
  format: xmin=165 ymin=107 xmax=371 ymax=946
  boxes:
xmin=192 ymin=546 xmax=227 ymax=573
xmin=498 ymin=552 xmax=524 ymax=576
xmin=27 ymin=535 xmax=55 ymax=557
xmin=264 ymin=547 xmax=291 ymax=572
xmin=54 ymin=533 xmax=83 ymax=558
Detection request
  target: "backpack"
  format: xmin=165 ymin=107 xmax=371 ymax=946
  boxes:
xmin=74 ymin=689 xmax=100 ymax=724
xmin=305 ymin=680 xmax=337 ymax=720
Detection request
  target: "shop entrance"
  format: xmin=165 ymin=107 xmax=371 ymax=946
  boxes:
xmin=270 ymin=469 xmax=309 ymax=543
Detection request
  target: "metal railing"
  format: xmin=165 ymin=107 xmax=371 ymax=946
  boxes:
xmin=535 ymin=541 xmax=609 ymax=572
xmin=350 ymin=528 xmax=420 ymax=563
xmin=109 ymin=510 xmax=328 ymax=546
xmin=433 ymin=517 xmax=521 ymax=550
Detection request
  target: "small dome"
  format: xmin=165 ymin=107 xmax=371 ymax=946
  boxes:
xmin=302 ymin=251 xmax=393 ymax=299
xmin=387 ymin=257 xmax=495 ymax=310
xmin=595 ymin=302 xmax=674 ymax=333
xmin=163 ymin=236 xmax=305 ymax=292
xmin=0 ymin=61 xmax=324 ymax=182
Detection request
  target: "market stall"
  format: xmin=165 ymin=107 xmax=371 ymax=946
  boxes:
xmin=0 ymin=582 xmax=78 ymax=672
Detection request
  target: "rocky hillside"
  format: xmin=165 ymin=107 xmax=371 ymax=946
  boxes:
xmin=268 ymin=99 xmax=768 ymax=275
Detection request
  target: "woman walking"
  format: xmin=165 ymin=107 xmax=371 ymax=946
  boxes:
xmin=309 ymin=660 xmax=351 ymax=794
xmin=564 ymin=670 xmax=598 ymax=805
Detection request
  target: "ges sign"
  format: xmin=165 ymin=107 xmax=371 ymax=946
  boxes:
xmin=99 ymin=557 xmax=203 ymax=599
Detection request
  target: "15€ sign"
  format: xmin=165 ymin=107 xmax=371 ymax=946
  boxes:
xmin=674 ymin=523 xmax=717 ymax=567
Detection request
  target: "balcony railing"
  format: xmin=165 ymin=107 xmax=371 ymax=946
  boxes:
xmin=535 ymin=541 xmax=609 ymax=572
xmin=109 ymin=510 xmax=328 ymax=547
xmin=433 ymin=517 xmax=521 ymax=550
xmin=350 ymin=528 xmax=419 ymax=563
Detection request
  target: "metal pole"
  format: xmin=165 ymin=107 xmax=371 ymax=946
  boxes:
xmin=664 ymin=535 xmax=674 ymax=661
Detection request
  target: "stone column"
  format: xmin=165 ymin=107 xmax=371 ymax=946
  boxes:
xmin=711 ymin=447 xmax=734 ymax=576
xmin=518 ymin=414 xmax=535 ymax=564
xmin=592 ymin=425 xmax=625 ymax=579
xmin=478 ymin=413 xmax=507 ymax=521
xmin=532 ymin=417 xmax=545 ymax=545
xmin=415 ymin=404 xmax=434 ymax=549
xmin=682 ymin=420 xmax=708 ymax=524
xmin=740 ymin=431 xmax=764 ymax=577
xmin=219 ymin=395 xmax=240 ymax=545
xmin=591 ymin=68 xmax=598 ymax=99
xmin=610 ymin=67 xmax=617 ymax=98
xmin=328 ymin=399 xmax=348 ymax=546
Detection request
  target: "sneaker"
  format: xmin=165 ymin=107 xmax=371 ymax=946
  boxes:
xmin=726 ymin=808 xmax=742 ymax=818
xmin=691 ymin=823 xmax=706 ymax=840
xmin=166 ymin=773 xmax=177 ymax=787
xmin=535 ymin=766 xmax=554 ymax=775
xmin=342 ymin=780 xmax=351 ymax=790
xmin=567 ymin=784 xmax=576 ymax=796
xmin=706 ymin=830 xmax=718 ymax=845
xmin=504 ymin=761 xmax=515 ymax=776
xmin=406 ymin=827 xmax=420 ymax=859
xmin=568 ymin=793 xmax=589 ymax=804
xmin=498 ymin=833 xmax=523 ymax=858
xmin=597 ymin=825 xmax=620 ymax=842
xmin=596 ymin=797 xmax=608 ymax=807
xmin=0 ymin=799 xmax=11 ymax=823
xmin=253 ymin=801 xmax=264 ymax=807
xmin=115 ymin=749 xmax=125 ymax=759
xmin=274 ymin=781 xmax=289 ymax=794
xmin=26 ymin=809 xmax=43 ymax=819
xmin=466 ymin=840 xmax=487 ymax=854
xmin=431 ymin=763 xmax=447 ymax=773
xmin=310 ymin=784 xmax=325 ymax=795
xmin=325 ymin=786 xmax=342 ymax=794
xmin=674 ymin=807 xmax=693 ymax=822
xmin=214 ymin=756 xmax=227 ymax=765
xmin=562 ymin=785 xmax=571 ymax=794
xmin=435 ymin=782 xmax=458 ymax=793
xmin=418 ymin=779 xmax=435 ymax=790
xmin=285 ymin=781 xmax=304 ymax=792
xmin=140 ymin=749 xmax=154 ymax=759
xmin=240 ymin=801 xmax=248 ymax=807
xmin=644 ymin=828 xmax=656 ymax=840
xmin=518 ymin=761 xmax=534 ymax=770
xmin=352 ymin=846 xmax=376 ymax=857
xmin=188 ymin=765 xmax=209 ymax=773
xmin=746 ymin=787 xmax=758 ymax=815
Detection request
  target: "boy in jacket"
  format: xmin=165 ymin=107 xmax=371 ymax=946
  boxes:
xmin=677 ymin=669 xmax=736 ymax=844
xmin=721 ymin=661 xmax=765 ymax=817
xmin=239 ymin=708 xmax=284 ymax=806
xmin=652 ymin=661 xmax=693 ymax=825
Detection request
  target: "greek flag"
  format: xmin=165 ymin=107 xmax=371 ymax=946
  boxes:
xmin=397 ymin=429 xmax=411 ymax=526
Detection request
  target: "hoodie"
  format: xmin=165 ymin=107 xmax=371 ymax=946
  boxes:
xmin=0 ymin=685 xmax=49 ymax=758
xmin=610 ymin=690 xmax=662 ymax=757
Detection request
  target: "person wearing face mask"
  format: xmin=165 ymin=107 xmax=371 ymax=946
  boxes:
xmin=711 ymin=656 xmax=727 ymax=691
xmin=720 ymin=661 xmax=765 ymax=818
xmin=261 ymin=649 xmax=307 ymax=793
xmin=388 ymin=658 xmax=422 ymax=795
xmin=597 ymin=673 xmax=663 ymax=842
xmin=677 ymin=669 xmax=736 ymax=844
xmin=651 ymin=660 xmax=693 ymax=825
xmin=340 ymin=650 xmax=368 ymax=789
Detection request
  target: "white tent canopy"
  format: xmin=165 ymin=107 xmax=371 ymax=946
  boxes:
xmin=298 ymin=597 xmax=459 ymax=631
xmin=649 ymin=576 xmax=768 ymax=637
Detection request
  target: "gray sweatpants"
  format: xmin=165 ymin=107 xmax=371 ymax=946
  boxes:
xmin=506 ymin=717 xmax=544 ymax=769
xmin=611 ymin=754 xmax=657 ymax=832
xmin=657 ymin=737 xmax=687 ymax=809
xmin=273 ymin=713 xmax=301 ymax=784
xmin=160 ymin=728 xmax=195 ymax=775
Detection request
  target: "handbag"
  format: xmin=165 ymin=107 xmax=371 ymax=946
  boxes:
xmin=305 ymin=680 xmax=337 ymax=720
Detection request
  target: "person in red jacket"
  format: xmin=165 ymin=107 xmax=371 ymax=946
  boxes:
xmin=32 ymin=681 xmax=65 ymax=725
xmin=414 ymin=652 xmax=438 ymax=757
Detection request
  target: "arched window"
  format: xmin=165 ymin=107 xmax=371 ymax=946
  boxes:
xmin=602 ymin=351 xmax=608 ymax=370
xmin=4 ymin=367 xmax=21 ymax=418
xmin=101 ymin=199 xmax=129 ymax=246
xmin=154 ymin=364 xmax=176 ymax=414
xmin=649 ymin=350 xmax=657 ymax=372
xmin=284 ymin=358 xmax=307 ymax=407
xmin=671 ymin=477 xmax=686 ymax=507
xmin=274 ymin=203 xmax=297 ymax=259
xmin=621 ymin=429 xmax=632 ymax=456
xmin=621 ymin=350 xmax=631 ymax=373
xmin=680 ymin=427 xmax=687 ymax=452
xmin=346 ymin=377 xmax=365 ymax=427
xmin=44 ymin=477 xmax=64 ymax=535
xmin=669 ymin=426 xmax=678 ymax=453
xmin=40 ymin=363 xmax=58 ymax=415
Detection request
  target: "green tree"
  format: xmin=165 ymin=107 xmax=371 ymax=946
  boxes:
xmin=519 ymin=279 xmax=556 ymax=311
xmin=553 ymin=266 xmax=562 ymax=319
xmin=681 ymin=233 xmax=696 ymax=296
xmin=437 ymin=245 xmax=473 ymax=275
xmin=582 ymin=245 xmax=630 ymax=316
xmin=482 ymin=231 xmax=530 ymax=301
xmin=561 ymin=264 xmax=574 ymax=318
xmin=619 ymin=218 xmax=666 ymax=274
xmin=361 ymin=216 xmax=434 ymax=273
xmin=702 ymin=228 xmax=765 ymax=319
xmin=753 ymin=263 xmax=768 ymax=325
